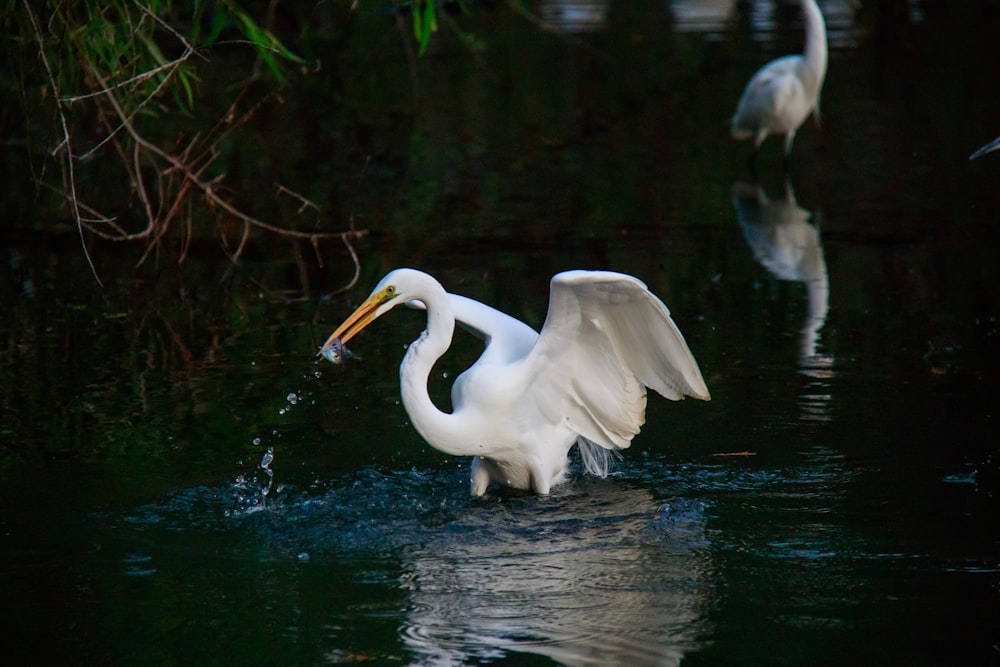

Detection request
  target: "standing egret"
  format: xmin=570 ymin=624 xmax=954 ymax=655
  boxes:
xmin=319 ymin=269 xmax=710 ymax=496
xmin=731 ymin=0 xmax=828 ymax=171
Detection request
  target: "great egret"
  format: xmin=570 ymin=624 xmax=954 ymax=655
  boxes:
xmin=319 ymin=269 xmax=710 ymax=496
xmin=731 ymin=0 xmax=827 ymax=170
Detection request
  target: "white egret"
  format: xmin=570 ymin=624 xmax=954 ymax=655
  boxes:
xmin=970 ymin=135 xmax=1000 ymax=160
xmin=731 ymin=0 xmax=827 ymax=170
xmin=319 ymin=269 xmax=710 ymax=496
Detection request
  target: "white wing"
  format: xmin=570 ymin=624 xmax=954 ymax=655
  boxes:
xmin=732 ymin=56 xmax=806 ymax=138
xmin=523 ymin=271 xmax=710 ymax=452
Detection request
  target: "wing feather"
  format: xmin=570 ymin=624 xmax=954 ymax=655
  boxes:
xmin=524 ymin=271 xmax=710 ymax=452
xmin=732 ymin=56 xmax=806 ymax=136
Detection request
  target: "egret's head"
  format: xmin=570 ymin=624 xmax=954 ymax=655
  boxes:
xmin=317 ymin=271 xmax=414 ymax=361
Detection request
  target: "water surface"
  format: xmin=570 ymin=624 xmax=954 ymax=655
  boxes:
xmin=2 ymin=2 xmax=998 ymax=665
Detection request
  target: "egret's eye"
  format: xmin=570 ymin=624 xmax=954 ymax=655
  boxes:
xmin=386 ymin=286 xmax=396 ymax=295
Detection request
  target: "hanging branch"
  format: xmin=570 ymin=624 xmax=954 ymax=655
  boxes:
xmin=91 ymin=65 xmax=366 ymax=265
xmin=25 ymin=0 xmax=366 ymax=290
xmin=24 ymin=0 xmax=103 ymax=286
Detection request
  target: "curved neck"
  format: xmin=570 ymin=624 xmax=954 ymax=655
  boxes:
xmin=398 ymin=283 xmax=471 ymax=456
xmin=800 ymin=0 xmax=827 ymax=91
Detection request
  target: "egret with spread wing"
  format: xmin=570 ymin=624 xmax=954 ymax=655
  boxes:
xmin=731 ymin=0 xmax=827 ymax=170
xmin=319 ymin=269 xmax=710 ymax=496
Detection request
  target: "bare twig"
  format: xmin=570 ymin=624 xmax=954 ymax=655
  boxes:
xmin=73 ymin=8 xmax=198 ymax=162
xmin=90 ymin=66 xmax=367 ymax=249
xmin=231 ymin=221 xmax=252 ymax=264
xmin=330 ymin=224 xmax=362 ymax=295
xmin=276 ymin=183 xmax=321 ymax=218
xmin=34 ymin=180 xmax=124 ymax=234
xmin=24 ymin=0 xmax=103 ymax=286
xmin=59 ymin=52 xmax=195 ymax=105
xmin=132 ymin=0 xmax=201 ymax=57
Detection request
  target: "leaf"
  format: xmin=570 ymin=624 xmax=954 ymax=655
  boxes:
xmin=175 ymin=65 xmax=197 ymax=112
xmin=228 ymin=5 xmax=305 ymax=80
xmin=205 ymin=7 xmax=231 ymax=46
xmin=414 ymin=0 xmax=437 ymax=57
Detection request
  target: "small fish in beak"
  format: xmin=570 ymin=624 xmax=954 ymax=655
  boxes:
xmin=319 ymin=338 xmax=359 ymax=365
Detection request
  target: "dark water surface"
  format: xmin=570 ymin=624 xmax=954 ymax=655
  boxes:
xmin=2 ymin=2 xmax=999 ymax=665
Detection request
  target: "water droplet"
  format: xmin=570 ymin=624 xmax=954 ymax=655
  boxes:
xmin=297 ymin=552 xmax=310 ymax=562
xmin=287 ymin=392 xmax=298 ymax=404
xmin=252 ymin=437 xmax=261 ymax=446
xmin=278 ymin=408 xmax=286 ymax=415
xmin=260 ymin=447 xmax=274 ymax=469
xmin=314 ymin=370 xmax=322 ymax=379
xmin=442 ymin=371 xmax=449 ymax=379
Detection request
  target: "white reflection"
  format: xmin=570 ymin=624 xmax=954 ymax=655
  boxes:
xmin=671 ymin=0 xmax=737 ymax=36
xmin=398 ymin=484 xmax=709 ymax=666
xmin=732 ymin=179 xmax=831 ymax=366
xmin=536 ymin=0 xmax=608 ymax=34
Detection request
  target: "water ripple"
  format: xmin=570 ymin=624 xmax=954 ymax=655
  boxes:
xmin=110 ymin=464 xmax=713 ymax=664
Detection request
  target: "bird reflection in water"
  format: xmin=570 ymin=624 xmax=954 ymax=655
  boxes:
xmin=732 ymin=179 xmax=833 ymax=420
xmin=397 ymin=484 xmax=709 ymax=666
xmin=535 ymin=0 xmax=608 ymax=34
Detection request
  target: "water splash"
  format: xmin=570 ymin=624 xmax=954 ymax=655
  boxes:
xmin=260 ymin=447 xmax=275 ymax=498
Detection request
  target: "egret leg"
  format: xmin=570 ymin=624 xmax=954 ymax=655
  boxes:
xmin=782 ymin=131 xmax=797 ymax=173
xmin=470 ymin=457 xmax=491 ymax=497
xmin=529 ymin=469 xmax=551 ymax=496
xmin=782 ymin=175 xmax=797 ymax=203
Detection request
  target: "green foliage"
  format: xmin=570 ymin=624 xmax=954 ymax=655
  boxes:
xmin=412 ymin=0 xmax=439 ymax=56
xmin=407 ymin=0 xmax=471 ymax=56
xmin=2 ymin=0 xmax=487 ymax=272
xmin=4 ymin=0 xmax=322 ymax=266
xmin=213 ymin=0 xmax=306 ymax=80
xmin=16 ymin=0 xmax=303 ymax=116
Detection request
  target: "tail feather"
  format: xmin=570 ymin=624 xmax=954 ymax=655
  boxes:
xmin=576 ymin=437 xmax=623 ymax=478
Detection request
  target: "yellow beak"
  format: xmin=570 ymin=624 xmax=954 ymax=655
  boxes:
xmin=317 ymin=287 xmax=392 ymax=357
